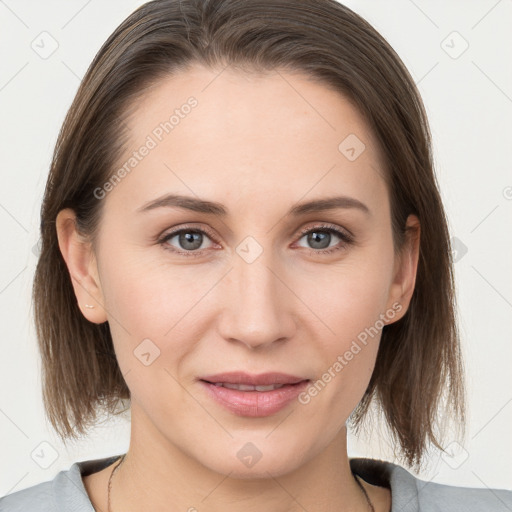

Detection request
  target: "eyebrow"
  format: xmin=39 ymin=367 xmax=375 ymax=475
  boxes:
xmin=136 ymin=193 xmax=370 ymax=216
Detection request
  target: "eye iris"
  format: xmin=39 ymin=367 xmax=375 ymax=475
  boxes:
xmin=180 ymin=231 xmax=203 ymax=250
xmin=308 ymin=231 xmax=331 ymax=249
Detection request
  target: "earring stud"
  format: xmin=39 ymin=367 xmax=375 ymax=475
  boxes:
xmin=84 ymin=304 xmax=95 ymax=309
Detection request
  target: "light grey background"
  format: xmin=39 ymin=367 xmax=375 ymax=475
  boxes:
xmin=0 ymin=0 xmax=511 ymax=497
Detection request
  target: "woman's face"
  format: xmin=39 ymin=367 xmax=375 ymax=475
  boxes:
xmin=64 ymin=64 xmax=418 ymax=477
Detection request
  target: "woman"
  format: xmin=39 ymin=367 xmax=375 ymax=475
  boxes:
xmin=1 ymin=0 xmax=511 ymax=511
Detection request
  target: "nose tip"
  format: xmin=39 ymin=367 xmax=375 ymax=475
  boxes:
xmin=216 ymin=260 xmax=295 ymax=350
xmin=231 ymin=333 xmax=288 ymax=351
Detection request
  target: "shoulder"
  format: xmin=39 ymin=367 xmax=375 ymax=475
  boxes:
xmin=350 ymin=457 xmax=512 ymax=512
xmin=0 ymin=480 xmax=54 ymax=511
xmin=415 ymin=478 xmax=512 ymax=511
xmin=0 ymin=454 xmax=122 ymax=512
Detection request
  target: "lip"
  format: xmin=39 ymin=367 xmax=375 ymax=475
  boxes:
xmin=200 ymin=371 xmax=307 ymax=386
xmin=199 ymin=372 xmax=310 ymax=417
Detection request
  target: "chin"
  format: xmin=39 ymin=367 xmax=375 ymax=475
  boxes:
xmin=196 ymin=441 xmax=310 ymax=480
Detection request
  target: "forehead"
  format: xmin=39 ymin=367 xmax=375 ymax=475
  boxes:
xmin=110 ymin=63 xmax=386 ymax=215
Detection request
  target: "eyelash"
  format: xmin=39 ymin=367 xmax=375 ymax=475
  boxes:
xmin=158 ymin=223 xmax=354 ymax=258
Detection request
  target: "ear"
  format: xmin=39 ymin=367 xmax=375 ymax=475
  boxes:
xmin=55 ymin=208 xmax=107 ymax=324
xmin=385 ymin=214 xmax=420 ymax=324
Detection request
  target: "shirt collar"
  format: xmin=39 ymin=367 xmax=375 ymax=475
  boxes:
xmin=53 ymin=455 xmax=420 ymax=512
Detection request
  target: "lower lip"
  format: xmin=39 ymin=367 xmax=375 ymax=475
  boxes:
xmin=199 ymin=380 xmax=310 ymax=417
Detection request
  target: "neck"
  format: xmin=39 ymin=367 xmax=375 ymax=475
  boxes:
xmin=111 ymin=405 xmax=374 ymax=512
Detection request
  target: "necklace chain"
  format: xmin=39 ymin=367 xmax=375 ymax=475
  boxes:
xmin=107 ymin=454 xmax=374 ymax=512
xmin=353 ymin=474 xmax=376 ymax=512
xmin=107 ymin=454 xmax=125 ymax=512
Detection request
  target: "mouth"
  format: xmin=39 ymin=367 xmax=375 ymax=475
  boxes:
xmin=205 ymin=382 xmax=290 ymax=391
xmin=198 ymin=372 xmax=310 ymax=417
xmin=199 ymin=371 xmax=308 ymax=386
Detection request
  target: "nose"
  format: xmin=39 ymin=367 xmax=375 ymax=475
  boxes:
xmin=216 ymin=251 xmax=296 ymax=350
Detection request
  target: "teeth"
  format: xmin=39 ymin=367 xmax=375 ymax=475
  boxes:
xmin=212 ymin=382 xmax=286 ymax=391
xmin=255 ymin=384 xmax=282 ymax=392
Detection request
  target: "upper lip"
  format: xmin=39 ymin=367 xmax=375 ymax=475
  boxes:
xmin=200 ymin=372 xmax=308 ymax=386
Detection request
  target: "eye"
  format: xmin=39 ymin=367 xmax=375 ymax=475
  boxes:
xmin=158 ymin=223 xmax=354 ymax=257
xmin=294 ymin=223 xmax=354 ymax=255
xmin=158 ymin=224 xmax=218 ymax=257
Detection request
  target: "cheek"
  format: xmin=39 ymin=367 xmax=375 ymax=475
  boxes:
xmin=96 ymin=242 xmax=192 ymax=373
xmin=307 ymin=241 xmax=395 ymax=390
xmin=102 ymin=261 xmax=197 ymax=408
xmin=314 ymin=253 xmax=394 ymax=341
xmin=319 ymin=277 xmax=387 ymax=381
xmin=298 ymin=274 xmax=390 ymax=426
xmin=98 ymin=238 xmax=199 ymax=330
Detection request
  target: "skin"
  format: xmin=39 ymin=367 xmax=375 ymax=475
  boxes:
xmin=57 ymin=64 xmax=420 ymax=512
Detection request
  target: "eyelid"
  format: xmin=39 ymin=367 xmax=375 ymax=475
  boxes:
xmin=158 ymin=223 xmax=220 ymax=247
xmin=295 ymin=222 xmax=354 ymax=241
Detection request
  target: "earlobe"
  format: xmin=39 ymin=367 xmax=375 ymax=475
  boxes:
xmin=386 ymin=214 xmax=421 ymax=324
xmin=55 ymin=208 xmax=108 ymax=324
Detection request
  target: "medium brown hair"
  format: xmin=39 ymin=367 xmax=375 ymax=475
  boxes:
xmin=33 ymin=0 xmax=465 ymax=470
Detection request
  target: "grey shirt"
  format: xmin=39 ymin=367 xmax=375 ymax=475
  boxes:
xmin=1 ymin=455 xmax=511 ymax=511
